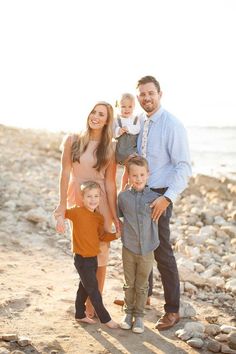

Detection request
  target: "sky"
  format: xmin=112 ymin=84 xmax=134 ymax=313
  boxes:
xmin=0 ymin=0 xmax=236 ymax=132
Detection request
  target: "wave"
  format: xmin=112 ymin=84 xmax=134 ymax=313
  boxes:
xmin=187 ymin=125 xmax=236 ymax=130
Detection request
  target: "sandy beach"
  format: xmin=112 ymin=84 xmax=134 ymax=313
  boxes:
xmin=1 ymin=124 xmax=236 ymax=354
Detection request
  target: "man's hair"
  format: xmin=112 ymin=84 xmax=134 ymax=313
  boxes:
xmin=126 ymin=156 xmax=149 ymax=173
xmin=136 ymin=75 xmax=161 ymax=93
xmin=80 ymin=181 xmax=101 ymax=196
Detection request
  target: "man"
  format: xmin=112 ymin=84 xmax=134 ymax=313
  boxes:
xmin=136 ymin=75 xmax=192 ymax=330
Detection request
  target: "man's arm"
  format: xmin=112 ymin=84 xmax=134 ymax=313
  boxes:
xmin=151 ymin=123 xmax=191 ymax=221
xmin=164 ymin=123 xmax=192 ymax=202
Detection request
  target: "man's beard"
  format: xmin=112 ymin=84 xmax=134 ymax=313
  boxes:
xmin=143 ymin=103 xmax=154 ymax=112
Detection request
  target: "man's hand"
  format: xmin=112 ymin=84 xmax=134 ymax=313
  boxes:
xmin=150 ymin=196 xmax=170 ymax=221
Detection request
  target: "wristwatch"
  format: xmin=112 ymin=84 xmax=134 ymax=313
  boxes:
xmin=163 ymin=196 xmax=171 ymax=203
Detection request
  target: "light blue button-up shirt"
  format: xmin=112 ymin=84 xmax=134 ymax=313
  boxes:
xmin=137 ymin=107 xmax=192 ymax=202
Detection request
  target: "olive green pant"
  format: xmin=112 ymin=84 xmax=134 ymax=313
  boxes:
xmin=122 ymin=246 xmax=154 ymax=317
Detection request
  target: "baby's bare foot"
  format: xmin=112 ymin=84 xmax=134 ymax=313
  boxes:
xmin=75 ymin=317 xmax=96 ymax=324
xmin=105 ymin=319 xmax=119 ymax=329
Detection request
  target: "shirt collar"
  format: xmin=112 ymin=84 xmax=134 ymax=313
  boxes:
xmin=129 ymin=185 xmax=150 ymax=195
xmin=144 ymin=106 xmax=164 ymax=123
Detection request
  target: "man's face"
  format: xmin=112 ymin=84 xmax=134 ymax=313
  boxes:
xmin=137 ymin=82 xmax=162 ymax=116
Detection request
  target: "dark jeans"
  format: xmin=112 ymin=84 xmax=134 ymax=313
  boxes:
xmin=147 ymin=270 xmax=153 ymax=297
xmin=151 ymin=188 xmax=180 ymax=313
xmin=74 ymin=254 xmax=111 ymax=323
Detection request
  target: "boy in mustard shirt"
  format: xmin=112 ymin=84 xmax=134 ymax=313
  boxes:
xmin=55 ymin=181 xmax=120 ymax=328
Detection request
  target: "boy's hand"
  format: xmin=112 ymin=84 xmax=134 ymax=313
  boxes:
xmin=56 ymin=216 xmax=66 ymax=234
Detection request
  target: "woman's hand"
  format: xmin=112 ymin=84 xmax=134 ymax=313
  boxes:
xmin=55 ymin=216 xmax=66 ymax=234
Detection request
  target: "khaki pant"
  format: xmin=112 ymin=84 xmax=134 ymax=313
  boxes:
xmin=122 ymin=246 xmax=154 ymax=317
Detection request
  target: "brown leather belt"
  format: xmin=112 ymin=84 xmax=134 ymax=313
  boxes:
xmin=150 ymin=187 xmax=168 ymax=195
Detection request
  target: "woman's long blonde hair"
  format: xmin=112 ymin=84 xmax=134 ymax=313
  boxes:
xmin=71 ymin=101 xmax=114 ymax=171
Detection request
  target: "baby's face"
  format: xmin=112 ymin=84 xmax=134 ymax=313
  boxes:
xmin=120 ymin=98 xmax=135 ymax=118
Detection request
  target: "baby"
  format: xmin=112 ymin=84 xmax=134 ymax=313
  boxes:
xmin=114 ymin=93 xmax=140 ymax=190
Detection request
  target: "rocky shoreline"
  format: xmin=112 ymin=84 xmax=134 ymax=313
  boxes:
xmin=0 ymin=124 xmax=236 ymax=354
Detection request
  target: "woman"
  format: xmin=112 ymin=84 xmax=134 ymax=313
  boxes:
xmin=55 ymin=101 xmax=119 ymax=317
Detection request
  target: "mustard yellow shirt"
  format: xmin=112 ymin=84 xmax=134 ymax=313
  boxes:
xmin=65 ymin=206 xmax=116 ymax=257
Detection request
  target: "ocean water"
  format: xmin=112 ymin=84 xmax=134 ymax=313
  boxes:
xmin=187 ymin=126 xmax=236 ymax=179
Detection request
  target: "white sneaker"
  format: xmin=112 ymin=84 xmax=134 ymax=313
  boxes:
xmin=119 ymin=314 xmax=133 ymax=330
xmin=132 ymin=317 xmax=144 ymax=333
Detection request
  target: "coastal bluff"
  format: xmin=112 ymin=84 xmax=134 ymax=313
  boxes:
xmin=1 ymin=124 xmax=236 ymax=354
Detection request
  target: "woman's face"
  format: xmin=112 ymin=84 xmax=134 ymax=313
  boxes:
xmin=88 ymin=104 xmax=108 ymax=130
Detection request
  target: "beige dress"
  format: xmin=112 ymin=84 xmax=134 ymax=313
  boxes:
xmin=67 ymin=138 xmax=114 ymax=267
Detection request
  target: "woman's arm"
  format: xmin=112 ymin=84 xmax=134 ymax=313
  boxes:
xmin=54 ymin=136 xmax=72 ymax=217
xmin=104 ymin=154 xmax=119 ymax=231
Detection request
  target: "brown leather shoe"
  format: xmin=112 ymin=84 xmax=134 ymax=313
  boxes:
xmin=155 ymin=312 xmax=180 ymax=331
xmin=113 ymin=299 xmax=124 ymax=306
xmin=114 ymin=297 xmax=151 ymax=307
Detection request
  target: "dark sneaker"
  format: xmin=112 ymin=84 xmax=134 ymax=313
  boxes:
xmin=132 ymin=317 xmax=144 ymax=334
xmin=119 ymin=314 xmax=133 ymax=330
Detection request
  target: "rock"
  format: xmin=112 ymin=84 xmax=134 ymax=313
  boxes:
xmin=187 ymin=337 xmax=204 ymax=348
xmin=214 ymin=215 xmax=227 ymax=225
xmin=207 ymin=338 xmax=221 ymax=352
xmin=25 ymin=207 xmax=48 ymax=223
xmin=0 ymin=348 xmax=10 ymax=354
xmin=183 ymin=321 xmax=205 ymax=338
xmin=215 ymin=333 xmax=229 ymax=342
xmin=17 ymin=336 xmax=31 ymax=347
xmin=205 ymin=316 xmax=219 ymax=324
xmin=208 ymin=276 xmax=225 ymax=288
xmin=221 ymin=226 xmax=236 ymax=238
xmin=184 ymin=281 xmax=198 ymax=293
xmin=4 ymin=200 xmax=16 ymax=211
xmin=1 ymin=333 xmax=18 ymax=341
xmin=221 ymin=344 xmax=236 ymax=353
xmin=225 ymin=279 xmax=236 ymax=294
xmin=177 ymin=257 xmax=195 ymax=271
xmin=221 ymin=265 xmax=234 ymax=278
xmin=184 ymin=322 xmax=205 ymax=333
xmin=179 ymin=301 xmax=196 ymax=318
xmin=221 ymin=325 xmax=236 ymax=334
xmin=205 ymin=324 xmax=221 ymax=336
xmin=178 ymin=265 xmax=206 ymax=286
xmin=228 ymin=332 xmax=236 ymax=350
xmin=194 ymin=262 xmax=205 ymax=273
xmin=201 ymin=212 xmax=214 ymax=225
xmin=175 ymin=328 xmax=192 ymax=341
